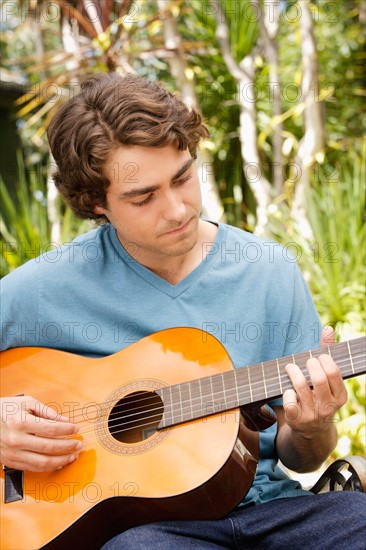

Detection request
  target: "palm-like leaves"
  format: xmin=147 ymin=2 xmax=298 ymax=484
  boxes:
xmin=1 ymin=152 xmax=90 ymax=277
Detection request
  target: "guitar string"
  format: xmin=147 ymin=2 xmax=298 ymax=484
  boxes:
xmin=87 ymin=355 xmax=366 ymax=431
xmin=59 ymin=351 xmax=366 ymax=432
xmin=72 ymin=360 xmax=366 ymax=445
xmin=79 ymin=359 xmax=365 ymax=438
xmin=57 ymin=341 xmax=366 ymax=422
xmin=58 ymin=347 xmax=366 ymax=424
xmin=65 ymin=358 xmax=365 ymax=443
xmin=74 ymin=369 xmax=365 ymax=445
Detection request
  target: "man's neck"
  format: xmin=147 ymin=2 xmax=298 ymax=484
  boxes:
xmin=139 ymin=220 xmax=218 ymax=285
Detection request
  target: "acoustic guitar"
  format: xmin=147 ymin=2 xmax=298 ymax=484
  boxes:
xmin=1 ymin=328 xmax=365 ymax=550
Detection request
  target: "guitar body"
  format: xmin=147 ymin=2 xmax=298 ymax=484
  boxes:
xmin=0 ymin=328 xmax=259 ymax=550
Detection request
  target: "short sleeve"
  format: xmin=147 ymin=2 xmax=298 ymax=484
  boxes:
xmin=1 ymin=260 xmax=40 ymax=350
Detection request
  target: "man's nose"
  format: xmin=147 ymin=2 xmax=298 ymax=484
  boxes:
xmin=161 ymin=191 xmax=186 ymax=222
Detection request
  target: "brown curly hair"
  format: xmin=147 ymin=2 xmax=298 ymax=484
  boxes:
xmin=47 ymin=72 xmax=209 ymax=220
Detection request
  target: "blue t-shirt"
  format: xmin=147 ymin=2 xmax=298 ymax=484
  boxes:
xmin=1 ymin=222 xmax=322 ymax=506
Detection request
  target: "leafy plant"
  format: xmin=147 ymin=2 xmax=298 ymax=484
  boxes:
xmin=1 ymin=152 xmax=91 ymax=277
xmin=270 ymin=144 xmax=365 ymax=334
xmin=269 ymin=143 xmax=366 ymax=458
xmin=333 ymin=377 xmax=366 ymax=460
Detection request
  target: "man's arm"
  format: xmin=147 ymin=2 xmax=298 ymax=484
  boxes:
xmin=273 ymin=327 xmax=348 ymax=473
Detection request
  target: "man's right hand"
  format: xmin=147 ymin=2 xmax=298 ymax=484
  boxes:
xmin=0 ymin=396 xmax=82 ymax=472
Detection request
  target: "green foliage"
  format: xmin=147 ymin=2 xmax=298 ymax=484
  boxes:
xmin=270 ymin=145 xmax=365 ymax=336
xmin=333 ymin=376 xmax=366 ymax=460
xmin=181 ymin=0 xmax=259 ymax=228
xmin=0 ymin=152 xmax=90 ymax=277
xmin=314 ymin=1 xmax=366 ymax=147
xmin=268 ymin=144 xmax=366 ymax=458
xmin=1 ymin=153 xmax=47 ymax=276
xmin=274 ymin=1 xmax=366 ymax=163
xmin=305 ymin=155 xmax=365 ymax=334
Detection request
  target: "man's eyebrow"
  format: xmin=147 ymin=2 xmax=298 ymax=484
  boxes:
xmin=117 ymin=185 xmax=160 ymax=200
xmin=172 ymin=157 xmax=195 ymax=181
xmin=116 ymin=158 xmax=195 ymax=199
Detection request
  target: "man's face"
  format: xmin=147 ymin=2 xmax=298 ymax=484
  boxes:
xmin=95 ymin=144 xmax=202 ymax=268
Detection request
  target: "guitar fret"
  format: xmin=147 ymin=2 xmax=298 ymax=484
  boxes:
xmin=183 ymin=383 xmax=192 ymax=422
xmin=190 ymin=380 xmax=200 ymax=418
xmin=209 ymin=376 xmax=214 ymax=403
xmin=188 ymin=381 xmax=193 ymax=418
xmin=247 ymin=367 xmax=253 ymax=403
xmin=198 ymin=378 xmax=203 ymax=414
xmin=234 ymin=370 xmax=240 ymax=405
xmin=347 ymin=341 xmax=355 ymax=374
xmin=261 ymin=362 xmax=268 ymax=398
xmin=178 ymin=384 xmax=183 ymax=422
xmin=221 ymin=373 xmax=227 ymax=404
xmin=168 ymin=386 xmax=174 ymax=426
xmin=205 ymin=381 xmax=212 ymax=413
xmin=236 ymin=367 xmax=251 ymax=407
xmin=216 ymin=374 xmax=225 ymax=411
xmin=276 ymin=358 xmax=283 ymax=393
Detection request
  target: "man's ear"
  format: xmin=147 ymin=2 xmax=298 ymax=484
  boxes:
xmin=94 ymin=204 xmax=107 ymax=216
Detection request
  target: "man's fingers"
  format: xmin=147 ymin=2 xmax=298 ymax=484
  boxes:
xmin=3 ymin=397 xmax=78 ymax=437
xmin=283 ymin=388 xmax=301 ymax=422
xmin=285 ymin=363 xmax=314 ymax=409
xmin=30 ymin=399 xmax=71 ymax=423
xmin=320 ymin=326 xmax=335 ymax=347
xmin=318 ymin=353 xmax=348 ymax=404
xmin=304 ymin=357 xmax=330 ymax=403
xmin=4 ymin=431 xmax=83 ymax=456
xmin=306 ymin=354 xmax=347 ymax=406
xmin=284 ymin=354 xmax=347 ymax=430
xmin=22 ymin=413 xmax=79 ymax=437
xmin=1 ymin=396 xmax=71 ymax=424
xmin=1 ymin=396 xmax=82 ymax=472
xmin=20 ymin=396 xmax=73 ymax=423
xmin=3 ymin=449 xmax=81 ymax=473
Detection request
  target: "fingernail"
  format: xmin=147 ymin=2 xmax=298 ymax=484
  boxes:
xmin=75 ymin=441 xmax=83 ymax=450
xmin=69 ymin=454 xmax=79 ymax=463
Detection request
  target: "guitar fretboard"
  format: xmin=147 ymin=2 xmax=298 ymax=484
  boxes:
xmin=158 ymin=337 xmax=366 ymax=428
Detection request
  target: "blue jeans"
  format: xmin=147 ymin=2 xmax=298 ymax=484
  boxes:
xmin=101 ymin=492 xmax=366 ymax=549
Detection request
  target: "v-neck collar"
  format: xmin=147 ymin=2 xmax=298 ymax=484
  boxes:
xmin=108 ymin=222 xmax=226 ymax=299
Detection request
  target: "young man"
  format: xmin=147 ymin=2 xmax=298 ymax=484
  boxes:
xmin=1 ymin=73 xmax=365 ymax=549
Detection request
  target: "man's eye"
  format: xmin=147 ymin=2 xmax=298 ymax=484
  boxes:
xmin=131 ymin=195 xmax=153 ymax=207
xmin=176 ymin=174 xmax=192 ymax=185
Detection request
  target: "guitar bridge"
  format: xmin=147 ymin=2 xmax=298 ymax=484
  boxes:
xmin=3 ymin=393 xmax=24 ymax=503
xmin=3 ymin=465 xmax=24 ymax=503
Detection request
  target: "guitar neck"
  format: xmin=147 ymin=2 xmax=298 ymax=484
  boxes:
xmin=158 ymin=336 xmax=366 ymax=429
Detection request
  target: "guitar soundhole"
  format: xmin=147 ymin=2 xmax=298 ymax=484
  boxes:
xmin=108 ymin=391 xmax=164 ymax=444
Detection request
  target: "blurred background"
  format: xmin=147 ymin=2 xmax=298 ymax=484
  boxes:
xmin=0 ymin=0 xmax=365 ymax=466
